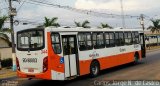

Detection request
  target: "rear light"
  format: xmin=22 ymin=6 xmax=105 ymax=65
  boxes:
xmin=43 ymin=57 xmax=48 ymax=72
xmin=16 ymin=57 xmax=20 ymax=71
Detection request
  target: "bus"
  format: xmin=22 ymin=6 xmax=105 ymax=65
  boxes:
xmin=16 ymin=27 xmax=146 ymax=80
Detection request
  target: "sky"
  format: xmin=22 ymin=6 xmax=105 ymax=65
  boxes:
xmin=1 ymin=0 xmax=160 ymax=31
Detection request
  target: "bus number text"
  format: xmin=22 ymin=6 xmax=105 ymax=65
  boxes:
xmin=23 ymin=58 xmax=37 ymax=63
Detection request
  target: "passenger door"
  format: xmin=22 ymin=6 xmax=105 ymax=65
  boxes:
xmin=62 ymin=35 xmax=79 ymax=78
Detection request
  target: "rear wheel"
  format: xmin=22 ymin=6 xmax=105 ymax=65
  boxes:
xmin=90 ymin=61 xmax=100 ymax=77
xmin=134 ymin=53 xmax=139 ymax=64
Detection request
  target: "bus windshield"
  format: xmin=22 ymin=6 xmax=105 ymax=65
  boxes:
xmin=17 ymin=29 xmax=44 ymax=51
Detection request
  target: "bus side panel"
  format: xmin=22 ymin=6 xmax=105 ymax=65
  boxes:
xmin=47 ymin=32 xmax=65 ymax=80
xmin=116 ymin=52 xmax=134 ymax=65
xmin=97 ymin=55 xmax=121 ymax=70
xmin=79 ymin=60 xmax=92 ymax=76
xmin=99 ymin=50 xmax=142 ymax=70
xmin=79 ymin=50 xmax=142 ymax=76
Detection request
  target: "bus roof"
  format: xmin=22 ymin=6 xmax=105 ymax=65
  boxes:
xmin=45 ymin=26 xmax=143 ymax=32
xmin=17 ymin=27 xmax=143 ymax=33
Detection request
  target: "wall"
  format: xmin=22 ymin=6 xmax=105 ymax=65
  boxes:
xmin=0 ymin=38 xmax=10 ymax=48
xmin=0 ymin=48 xmax=12 ymax=60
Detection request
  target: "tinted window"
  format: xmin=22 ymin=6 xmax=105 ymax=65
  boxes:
xmin=109 ymin=32 xmax=115 ymax=47
xmin=115 ymin=32 xmax=124 ymax=46
xmin=105 ymin=32 xmax=110 ymax=47
xmin=17 ymin=29 xmax=44 ymax=51
xmin=62 ymin=36 xmax=76 ymax=55
xmin=132 ymin=32 xmax=139 ymax=44
xmin=124 ymin=32 xmax=132 ymax=45
xmin=51 ymin=33 xmax=61 ymax=54
xmin=78 ymin=32 xmax=92 ymax=51
xmin=105 ymin=32 xmax=115 ymax=47
xmin=92 ymin=32 xmax=105 ymax=49
xmin=119 ymin=32 xmax=124 ymax=46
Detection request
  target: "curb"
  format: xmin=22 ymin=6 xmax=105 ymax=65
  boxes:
xmin=0 ymin=72 xmax=17 ymax=79
xmin=0 ymin=68 xmax=17 ymax=80
xmin=0 ymin=76 xmax=17 ymax=81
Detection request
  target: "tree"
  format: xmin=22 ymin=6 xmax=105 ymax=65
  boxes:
xmin=74 ymin=21 xmax=81 ymax=27
xmin=0 ymin=15 xmax=11 ymax=46
xmin=147 ymin=19 xmax=160 ymax=33
xmin=98 ymin=23 xmax=112 ymax=29
xmin=82 ymin=20 xmax=90 ymax=28
xmin=74 ymin=20 xmax=91 ymax=28
xmin=43 ymin=17 xmax=60 ymax=27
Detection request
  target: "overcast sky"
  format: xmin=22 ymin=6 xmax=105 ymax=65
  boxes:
xmin=1 ymin=0 xmax=160 ymax=31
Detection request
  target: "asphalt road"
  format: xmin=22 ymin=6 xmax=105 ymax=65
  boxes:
xmin=1 ymin=49 xmax=160 ymax=86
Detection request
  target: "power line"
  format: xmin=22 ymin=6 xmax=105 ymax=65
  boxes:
xmin=0 ymin=7 xmax=8 ymax=11
xmin=26 ymin=0 xmax=140 ymax=19
xmin=120 ymin=0 xmax=125 ymax=28
xmin=17 ymin=0 xmax=26 ymax=12
xmin=9 ymin=0 xmax=153 ymax=28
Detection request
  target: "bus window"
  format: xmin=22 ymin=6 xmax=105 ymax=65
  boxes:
xmin=109 ymin=32 xmax=115 ymax=47
xmin=17 ymin=30 xmax=44 ymax=51
xmin=92 ymin=32 xmax=105 ymax=49
xmin=124 ymin=32 xmax=132 ymax=45
xmin=128 ymin=32 xmax=132 ymax=44
xmin=115 ymin=32 xmax=124 ymax=46
xmin=132 ymin=32 xmax=139 ymax=44
xmin=51 ymin=33 xmax=61 ymax=54
xmin=105 ymin=32 xmax=110 ymax=47
xmin=119 ymin=32 xmax=124 ymax=46
xmin=86 ymin=33 xmax=92 ymax=50
xmin=135 ymin=32 xmax=139 ymax=44
xmin=115 ymin=32 xmax=119 ymax=46
xmin=78 ymin=32 xmax=92 ymax=51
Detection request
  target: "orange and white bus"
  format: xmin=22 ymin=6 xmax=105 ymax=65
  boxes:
xmin=16 ymin=27 xmax=146 ymax=80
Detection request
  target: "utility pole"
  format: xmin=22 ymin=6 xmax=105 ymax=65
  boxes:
xmin=140 ymin=14 xmax=146 ymax=57
xmin=120 ymin=0 xmax=125 ymax=28
xmin=8 ymin=0 xmax=17 ymax=71
xmin=140 ymin=14 xmax=145 ymax=31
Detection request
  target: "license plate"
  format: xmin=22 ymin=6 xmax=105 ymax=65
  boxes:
xmin=28 ymin=68 xmax=34 ymax=72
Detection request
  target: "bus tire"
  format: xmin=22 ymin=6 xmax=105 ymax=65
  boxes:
xmin=90 ymin=60 xmax=100 ymax=77
xmin=134 ymin=53 xmax=139 ymax=64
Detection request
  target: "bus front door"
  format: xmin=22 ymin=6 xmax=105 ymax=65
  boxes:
xmin=62 ymin=35 xmax=79 ymax=78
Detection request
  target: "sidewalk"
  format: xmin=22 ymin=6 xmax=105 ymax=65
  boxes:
xmin=146 ymin=46 xmax=160 ymax=52
xmin=0 ymin=68 xmax=17 ymax=79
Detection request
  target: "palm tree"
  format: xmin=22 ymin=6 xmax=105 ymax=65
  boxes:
xmin=43 ymin=17 xmax=60 ymax=27
xmin=99 ymin=23 xmax=112 ymax=29
xmin=0 ymin=15 xmax=11 ymax=46
xmin=82 ymin=20 xmax=90 ymax=28
xmin=74 ymin=21 xmax=81 ymax=27
xmin=147 ymin=19 xmax=160 ymax=33
xmin=74 ymin=20 xmax=91 ymax=28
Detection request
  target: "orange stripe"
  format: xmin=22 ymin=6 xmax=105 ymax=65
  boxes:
xmin=17 ymin=70 xmax=51 ymax=80
xmin=79 ymin=51 xmax=142 ymax=76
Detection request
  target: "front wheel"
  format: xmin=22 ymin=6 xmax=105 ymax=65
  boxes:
xmin=90 ymin=61 xmax=100 ymax=77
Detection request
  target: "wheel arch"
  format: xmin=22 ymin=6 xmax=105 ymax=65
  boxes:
xmin=134 ymin=51 xmax=140 ymax=59
xmin=90 ymin=59 xmax=100 ymax=69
